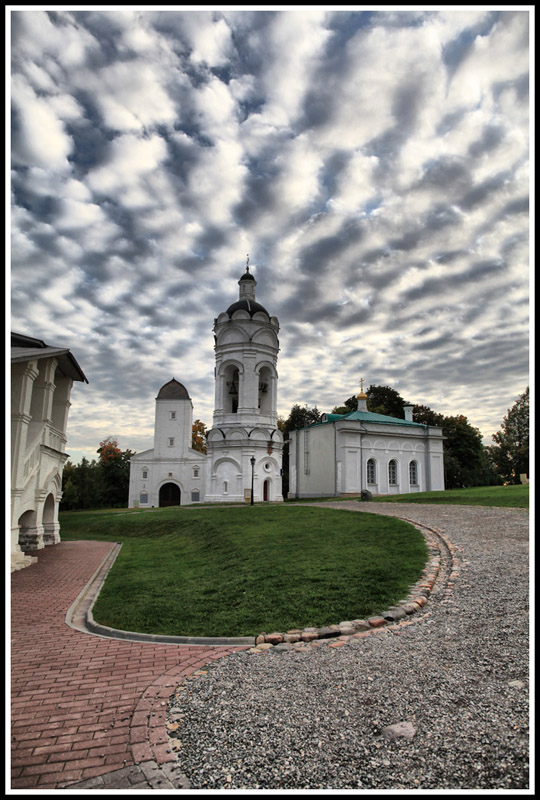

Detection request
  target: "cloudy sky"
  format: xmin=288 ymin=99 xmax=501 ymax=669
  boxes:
xmin=9 ymin=7 xmax=531 ymax=463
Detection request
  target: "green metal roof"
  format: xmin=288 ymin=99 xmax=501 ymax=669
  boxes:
xmin=318 ymin=410 xmax=427 ymax=428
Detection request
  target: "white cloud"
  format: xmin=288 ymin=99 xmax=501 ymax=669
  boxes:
xmin=11 ymin=76 xmax=74 ymax=169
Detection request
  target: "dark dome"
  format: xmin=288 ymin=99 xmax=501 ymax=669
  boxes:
xmin=226 ymin=299 xmax=269 ymax=317
xmin=156 ymin=379 xmax=190 ymax=400
xmin=239 ymin=270 xmax=256 ymax=282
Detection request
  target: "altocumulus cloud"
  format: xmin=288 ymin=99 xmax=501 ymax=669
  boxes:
xmin=9 ymin=8 xmax=530 ymax=462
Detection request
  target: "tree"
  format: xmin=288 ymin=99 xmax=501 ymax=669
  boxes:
xmin=440 ymin=415 xmax=484 ymax=488
xmin=282 ymin=404 xmax=322 ymax=435
xmin=332 ymin=386 xmax=407 ymax=418
xmin=366 ymin=385 xmax=407 ymax=418
xmin=97 ymin=437 xmax=134 ymax=508
xmin=489 ymin=388 xmax=529 ymax=484
xmin=192 ymin=420 xmax=207 ymax=453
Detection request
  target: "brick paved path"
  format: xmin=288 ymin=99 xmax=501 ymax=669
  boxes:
xmin=10 ymin=541 xmax=244 ymax=790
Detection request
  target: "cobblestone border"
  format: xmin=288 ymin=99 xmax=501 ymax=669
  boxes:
xmin=248 ymin=519 xmax=459 ymax=653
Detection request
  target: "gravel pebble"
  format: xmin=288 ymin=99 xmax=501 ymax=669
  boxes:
xmin=167 ymin=503 xmax=529 ymax=790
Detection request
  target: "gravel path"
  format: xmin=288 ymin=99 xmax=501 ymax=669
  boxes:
xmin=166 ymin=503 xmax=530 ymax=791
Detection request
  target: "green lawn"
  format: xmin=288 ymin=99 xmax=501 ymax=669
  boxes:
xmin=367 ymin=484 xmax=529 ymax=508
xmin=59 ymin=505 xmax=428 ymax=637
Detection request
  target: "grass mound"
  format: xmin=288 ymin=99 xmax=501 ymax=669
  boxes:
xmin=59 ymin=505 xmax=427 ymax=637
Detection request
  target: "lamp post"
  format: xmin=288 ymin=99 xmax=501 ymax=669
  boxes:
xmin=250 ymin=456 xmax=255 ymax=505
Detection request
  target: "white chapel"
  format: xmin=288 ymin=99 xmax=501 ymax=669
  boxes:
xmin=128 ymin=263 xmax=283 ymax=506
xmin=288 ymin=384 xmax=445 ymax=498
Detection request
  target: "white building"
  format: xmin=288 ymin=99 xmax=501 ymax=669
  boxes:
xmin=205 ymin=264 xmax=283 ymax=503
xmin=10 ymin=332 xmax=88 ymax=571
xmin=128 ymin=379 xmax=206 ymax=508
xmin=288 ymin=389 xmax=445 ymax=498
xmin=128 ymin=264 xmax=283 ymax=506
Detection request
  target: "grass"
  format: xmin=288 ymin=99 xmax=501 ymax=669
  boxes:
xmin=59 ymin=505 xmax=428 ymax=638
xmin=367 ymin=484 xmax=529 ymax=508
xmin=285 ymin=484 xmax=529 ymax=508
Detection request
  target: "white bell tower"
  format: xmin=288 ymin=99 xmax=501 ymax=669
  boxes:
xmin=205 ymin=260 xmax=283 ymax=503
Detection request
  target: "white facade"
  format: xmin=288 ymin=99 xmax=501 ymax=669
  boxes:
xmin=128 ymin=380 xmax=206 ymax=508
xmin=128 ymin=265 xmax=284 ymax=507
xmin=10 ymin=333 xmax=87 ymax=571
xmin=289 ymin=402 xmax=445 ymax=499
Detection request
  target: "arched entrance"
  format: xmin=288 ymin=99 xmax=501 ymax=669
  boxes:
xmin=42 ymin=493 xmax=59 ymax=545
xmin=263 ymin=479 xmax=270 ymax=502
xmin=159 ymin=483 xmax=181 ymax=507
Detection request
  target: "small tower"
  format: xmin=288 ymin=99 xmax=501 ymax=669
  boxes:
xmin=205 ymin=260 xmax=283 ymax=503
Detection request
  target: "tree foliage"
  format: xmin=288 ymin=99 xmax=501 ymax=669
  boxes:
xmin=488 ymin=388 xmax=529 ymax=484
xmin=60 ymin=438 xmax=134 ymax=510
xmin=192 ymin=419 xmax=208 ymax=453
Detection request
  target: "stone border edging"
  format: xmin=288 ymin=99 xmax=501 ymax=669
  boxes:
xmin=250 ymin=517 xmax=458 ymax=651
xmin=66 ymin=540 xmax=256 ymax=646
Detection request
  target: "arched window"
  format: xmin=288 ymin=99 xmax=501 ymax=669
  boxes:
xmin=388 ymin=459 xmax=398 ymax=486
xmin=142 ymin=469 xmax=148 ymax=479
xmin=224 ymin=365 xmax=239 ymax=413
xmin=140 ymin=492 xmax=149 ymax=505
xmin=367 ymin=458 xmax=377 ymax=484
xmin=409 ymin=460 xmax=418 ymax=486
xmin=223 ymin=481 xmax=228 ymax=494
xmin=191 ymin=490 xmax=200 ymax=502
xmin=193 ymin=466 xmax=199 ymax=478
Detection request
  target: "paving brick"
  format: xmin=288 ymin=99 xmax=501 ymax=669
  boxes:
xmin=11 ymin=540 xmax=246 ymax=790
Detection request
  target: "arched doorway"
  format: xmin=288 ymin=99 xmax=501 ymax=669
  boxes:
xmin=263 ymin=479 xmax=270 ymax=502
xmin=159 ymin=483 xmax=181 ymax=507
xmin=42 ymin=493 xmax=58 ymax=545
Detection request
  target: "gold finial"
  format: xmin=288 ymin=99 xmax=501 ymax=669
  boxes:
xmin=246 ymin=253 xmax=250 ymax=271
xmin=357 ymin=377 xmax=367 ymax=399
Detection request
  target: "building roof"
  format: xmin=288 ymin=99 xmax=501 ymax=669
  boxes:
xmin=238 ymin=267 xmax=256 ymax=282
xmin=225 ymin=298 xmax=270 ymax=317
xmin=319 ymin=410 xmax=428 ymax=428
xmin=11 ymin=332 xmax=88 ymax=383
xmin=156 ymin=378 xmax=191 ymax=400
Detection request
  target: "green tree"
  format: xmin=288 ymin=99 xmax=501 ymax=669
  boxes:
xmin=489 ymin=388 xmax=529 ymax=484
xmin=332 ymin=386 xmax=408 ymax=418
xmin=60 ymin=456 xmax=103 ymax=510
xmin=441 ymin=415 xmax=484 ymax=488
xmin=367 ymin=385 xmax=407 ymax=418
xmin=97 ymin=437 xmax=135 ymax=508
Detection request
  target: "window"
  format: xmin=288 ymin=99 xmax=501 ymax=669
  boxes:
xmin=140 ymin=492 xmax=148 ymax=504
xmin=409 ymin=460 xmax=418 ymax=485
xmin=223 ymin=481 xmax=228 ymax=494
xmin=168 ymin=437 xmax=175 ymax=447
xmin=191 ymin=490 xmax=200 ymax=502
xmin=388 ymin=459 xmax=398 ymax=485
xmin=367 ymin=459 xmax=376 ymax=484
xmin=142 ymin=470 xmax=148 ymax=479
xmin=170 ymin=411 xmax=176 ymax=420
xmin=193 ymin=467 xmax=199 ymax=478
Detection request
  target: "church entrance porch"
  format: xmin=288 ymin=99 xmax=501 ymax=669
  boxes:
xmin=159 ymin=483 xmax=181 ymax=507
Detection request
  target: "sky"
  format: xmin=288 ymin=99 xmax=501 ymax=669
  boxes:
xmin=9 ymin=6 xmax=532 ymax=464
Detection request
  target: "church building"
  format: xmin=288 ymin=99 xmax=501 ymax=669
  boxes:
xmin=128 ymin=263 xmax=284 ymax=506
xmin=288 ymin=384 xmax=445 ymax=498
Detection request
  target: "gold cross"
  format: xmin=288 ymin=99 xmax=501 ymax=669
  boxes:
xmin=359 ymin=377 xmax=365 ymax=393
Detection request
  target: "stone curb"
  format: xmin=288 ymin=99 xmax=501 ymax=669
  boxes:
xmin=249 ymin=519 xmax=458 ymax=652
xmin=67 ymin=540 xmax=256 ymax=647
